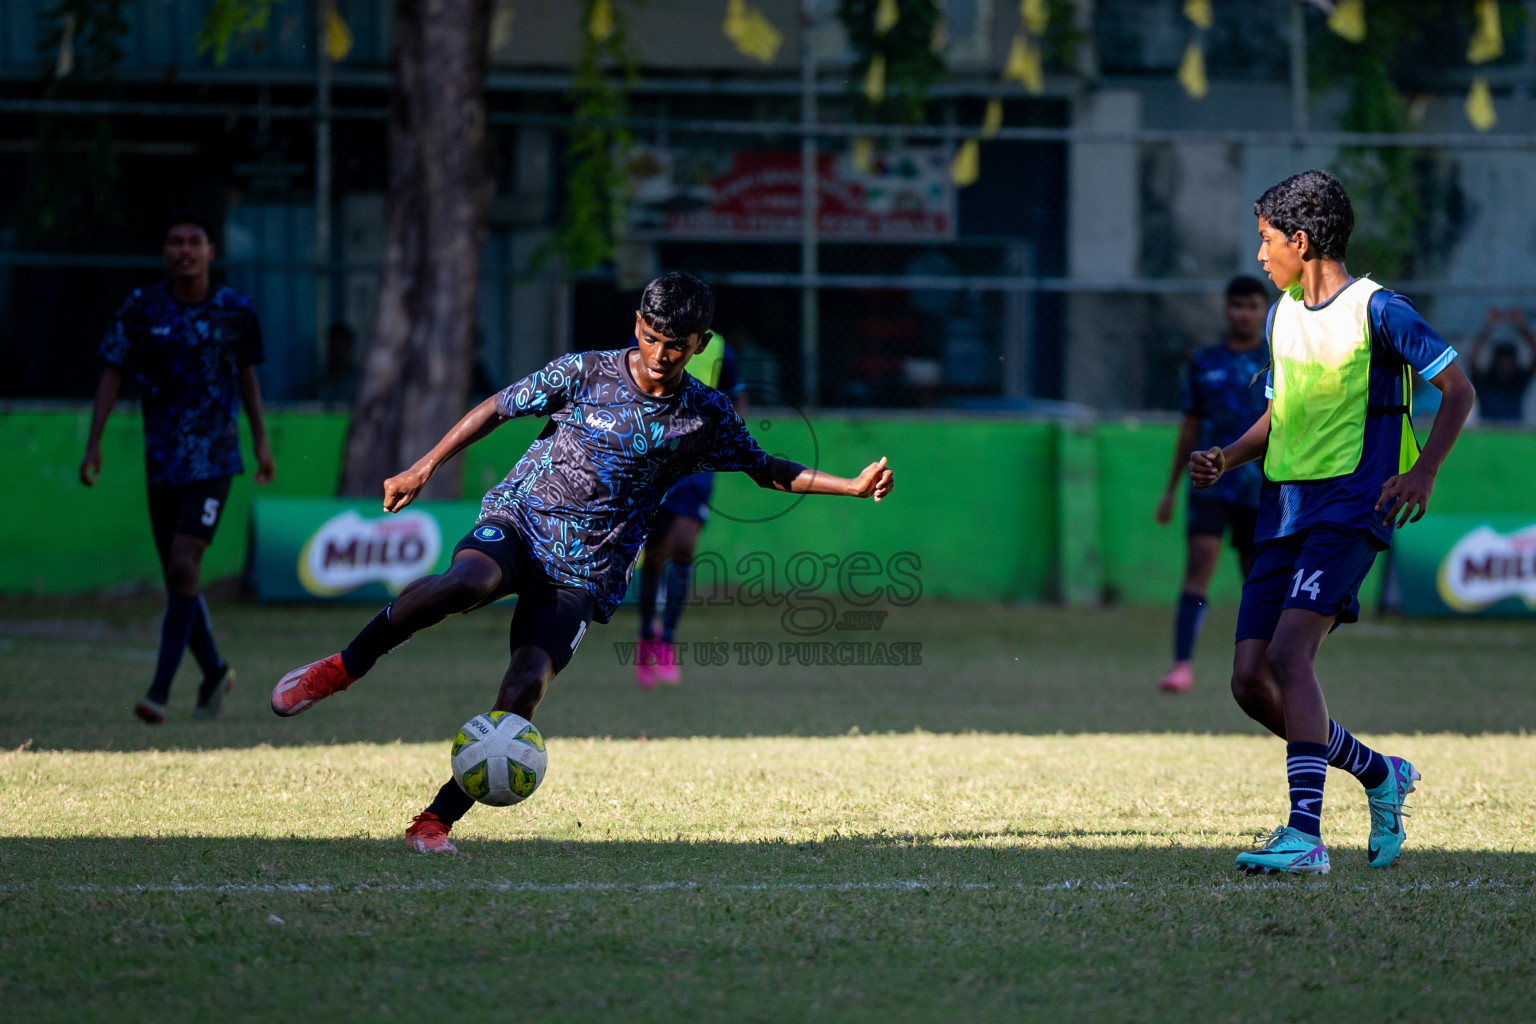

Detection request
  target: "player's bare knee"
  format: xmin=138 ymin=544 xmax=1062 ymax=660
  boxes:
xmin=165 ymin=557 xmax=201 ymax=595
xmin=1264 ymin=641 xmax=1312 ymax=688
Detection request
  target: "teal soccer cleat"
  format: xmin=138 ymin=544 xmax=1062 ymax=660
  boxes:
xmin=1235 ymin=826 xmax=1331 ymax=875
xmin=1366 ymin=756 xmax=1420 ymax=869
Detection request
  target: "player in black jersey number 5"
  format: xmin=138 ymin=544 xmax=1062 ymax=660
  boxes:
xmin=271 ymin=272 xmax=895 ymax=854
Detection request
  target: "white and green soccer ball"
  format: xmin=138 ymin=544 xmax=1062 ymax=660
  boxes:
xmin=450 ymin=711 xmax=547 ymax=806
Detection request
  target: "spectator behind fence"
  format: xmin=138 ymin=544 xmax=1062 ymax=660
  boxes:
xmin=1468 ymin=307 xmax=1536 ymax=423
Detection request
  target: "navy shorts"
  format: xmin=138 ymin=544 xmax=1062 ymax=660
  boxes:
xmin=1186 ymin=493 xmax=1258 ymax=551
xmin=453 ymin=519 xmax=595 ymax=673
xmin=1234 ymin=524 xmax=1385 ymax=643
xmin=147 ymin=474 xmax=233 ymax=560
xmin=660 ymin=472 xmax=714 ymax=523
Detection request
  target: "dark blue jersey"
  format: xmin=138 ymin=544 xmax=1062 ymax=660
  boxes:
xmin=99 ymin=282 xmax=264 ymax=486
xmin=1259 ymin=285 xmax=1457 ymax=546
xmin=478 ymin=351 xmax=771 ymax=622
xmin=1179 ymin=340 xmax=1270 ymax=507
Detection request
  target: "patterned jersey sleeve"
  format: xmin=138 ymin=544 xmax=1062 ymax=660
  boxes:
xmin=1178 ymin=354 xmax=1201 ymax=417
xmin=1370 ymin=291 xmax=1457 ymax=380
xmin=690 ymin=396 xmax=772 ymax=474
xmin=238 ymin=305 xmax=265 ymax=368
xmin=494 ymin=353 xmax=584 ymax=418
xmin=99 ymin=290 xmax=141 ymax=369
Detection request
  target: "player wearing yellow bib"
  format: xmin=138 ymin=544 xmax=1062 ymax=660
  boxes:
xmin=1190 ymin=171 xmax=1475 ymax=875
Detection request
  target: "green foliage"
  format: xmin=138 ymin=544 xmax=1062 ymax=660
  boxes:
xmin=540 ymin=0 xmax=642 ymax=273
xmin=839 ymin=0 xmax=946 ymax=125
xmin=196 ymin=0 xmax=283 ymax=65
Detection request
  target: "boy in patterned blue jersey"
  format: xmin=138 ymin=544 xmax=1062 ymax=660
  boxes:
xmin=271 ymin=273 xmax=895 ymax=853
xmin=624 ymin=331 xmax=748 ymax=687
xmin=80 ymin=212 xmax=276 ymax=724
xmin=1155 ymin=276 xmax=1270 ymax=693
xmin=1191 ymin=172 xmax=1474 ymax=875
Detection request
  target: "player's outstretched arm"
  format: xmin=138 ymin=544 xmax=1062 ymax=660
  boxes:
xmin=745 ymin=456 xmax=894 ymax=501
xmin=238 ymin=365 xmax=276 ymax=484
xmin=1376 ymin=363 xmax=1475 ymax=529
xmin=79 ymin=367 xmax=121 ymax=487
xmin=1189 ymin=406 xmax=1270 ymax=490
xmin=383 ymin=395 xmax=510 ymax=512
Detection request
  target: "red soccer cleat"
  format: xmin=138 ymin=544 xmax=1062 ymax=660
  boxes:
xmin=1158 ymin=661 xmax=1194 ymax=693
xmin=133 ymin=697 xmax=166 ymax=725
xmin=405 ymin=811 xmax=458 ymax=854
xmin=271 ymin=653 xmax=355 ymax=717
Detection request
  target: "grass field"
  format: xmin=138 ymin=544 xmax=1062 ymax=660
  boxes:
xmin=3 ymin=593 xmax=1535 ymax=1022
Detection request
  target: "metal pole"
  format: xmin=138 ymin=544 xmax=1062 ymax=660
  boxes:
xmin=799 ymin=0 xmax=820 ymax=408
xmin=1289 ymin=0 xmax=1308 ymax=163
xmin=315 ymin=0 xmax=334 ymax=376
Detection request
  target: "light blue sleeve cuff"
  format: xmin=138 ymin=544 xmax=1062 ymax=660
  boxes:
xmin=1264 ymin=386 xmax=1274 ymax=400
xmin=1419 ymin=347 xmax=1457 ymax=381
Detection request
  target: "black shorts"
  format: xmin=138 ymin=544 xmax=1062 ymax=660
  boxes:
xmin=146 ymin=475 xmax=233 ymax=560
xmin=453 ymin=519 xmax=595 ymax=673
xmin=1186 ymin=493 xmax=1258 ymax=551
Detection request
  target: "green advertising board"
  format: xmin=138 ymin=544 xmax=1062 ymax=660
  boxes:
xmin=251 ymin=498 xmax=484 ymax=602
xmin=1395 ymin=513 xmax=1536 ymax=617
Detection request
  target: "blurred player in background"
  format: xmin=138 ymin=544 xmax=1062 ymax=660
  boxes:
xmin=1467 ymin=306 xmax=1536 ymax=423
xmin=269 ymin=273 xmax=894 ymax=854
xmin=626 ymin=329 xmax=747 ymax=687
xmin=1191 ymin=171 xmax=1474 ymax=876
xmin=79 ymin=211 xmax=275 ymax=724
xmin=1154 ymin=276 xmax=1270 ymax=694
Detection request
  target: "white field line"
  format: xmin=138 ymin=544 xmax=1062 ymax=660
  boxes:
xmin=5 ymin=878 xmax=1530 ymax=896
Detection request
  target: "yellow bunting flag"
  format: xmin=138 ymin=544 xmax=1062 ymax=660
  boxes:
xmin=723 ymin=0 xmax=783 ymax=63
xmin=1177 ymin=40 xmax=1208 ymax=99
xmin=324 ymin=5 xmax=353 ymax=62
xmin=1182 ymin=0 xmax=1213 ymax=31
xmin=490 ymin=0 xmax=517 ymax=53
xmin=852 ymin=136 xmax=874 ymax=173
xmin=875 ymin=0 xmax=899 ymax=36
xmin=1468 ymin=0 xmax=1503 ymax=64
xmin=951 ymin=138 xmax=980 ymax=188
xmin=1022 ymin=0 xmax=1049 ymax=37
xmin=1003 ymin=33 xmax=1044 ymax=94
xmin=981 ymin=98 xmax=1004 ymax=140
xmin=1327 ymin=0 xmax=1365 ymax=44
xmin=55 ymin=14 xmax=75 ymax=77
xmin=930 ymin=14 xmax=948 ymax=53
xmin=1466 ymin=76 xmax=1497 ymax=131
xmin=864 ymin=52 xmax=887 ymax=105
xmin=589 ymin=0 xmax=614 ymax=41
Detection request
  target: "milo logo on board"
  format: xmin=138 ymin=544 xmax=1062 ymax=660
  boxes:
xmin=297 ymin=509 xmax=442 ymax=597
xmin=1437 ymin=524 xmax=1536 ymax=612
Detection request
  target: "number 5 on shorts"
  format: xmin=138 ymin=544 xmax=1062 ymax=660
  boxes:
xmin=1291 ymin=568 xmax=1322 ymax=601
xmin=201 ymin=497 xmax=221 ymax=527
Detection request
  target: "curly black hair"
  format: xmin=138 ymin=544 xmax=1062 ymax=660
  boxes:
xmin=1225 ymin=275 xmax=1267 ymax=300
xmin=163 ymin=209 xmax=214 ymax=244
xmin=639 ymin=271 xmax=715 ymax=340
xmin=1253 ymin=170 xmax=1354 ymax=262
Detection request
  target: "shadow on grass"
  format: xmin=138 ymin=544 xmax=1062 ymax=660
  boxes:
xmin=4 ymin=834 xmax=1536 ymax=891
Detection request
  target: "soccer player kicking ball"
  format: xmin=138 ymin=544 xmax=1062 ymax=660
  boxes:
xmin=1191 ymin=171 xmax=1474 ymax=875
xmin=270 ymin=273 xmax=894 ymax=853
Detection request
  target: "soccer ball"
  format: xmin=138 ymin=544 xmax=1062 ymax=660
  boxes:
xmin=450 ymin=711 xmax=548 ymax=806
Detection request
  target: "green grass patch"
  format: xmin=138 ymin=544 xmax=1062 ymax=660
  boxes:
xmin=2 ymin=598 xmax=1534 ymax=1020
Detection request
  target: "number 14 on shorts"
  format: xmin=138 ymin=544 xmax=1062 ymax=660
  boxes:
xmin=1291 ymin=568 xmax=1323 ymax=601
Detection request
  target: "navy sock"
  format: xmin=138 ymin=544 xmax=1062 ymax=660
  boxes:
xmin=426 ymin=778 xmax=476 ymax=827
xmin=638 ymin=563 xmax=660 ymax=640
xmin=661 ymin=560 xmax=693 ymax=643
xmin=1173 ymin=591 xmax=1207 ymax=662
xmin=147 ymin=592 xmax=200 ymax=704
xmin=185 ymin=594 xmax=224 ymax=678
xmin=340 ymin=605 xmax=412 ymax=678
xmin=1285 ymin=741 xmax=1328 ymax=838
xmin=1327 ymin=719 xmax=1390 ymax=790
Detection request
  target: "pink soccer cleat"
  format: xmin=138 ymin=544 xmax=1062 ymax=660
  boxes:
xmin=635 ymin=638 xmax=660 ymax=689
xmin=271 ymin=653 xmax=355 ymax=717
xmin=1158 ymin=661 xmax=1193 ymax=693
xmin=653 ymin=641 xmax=681 ymax=685
xmin=405 ymin=812 xmax=458 ymax=854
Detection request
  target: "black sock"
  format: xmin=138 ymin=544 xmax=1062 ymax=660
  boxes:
xmin=638 ymin=564 xmax=660 ymax=640
xmin=1173 ymin=591 xmax=1207 ymax=662
xmin=425 ymin=778 xmax=476 ymax=827
xmin=186 ymin=594 xmax=225 ymax=679
xmin=661 ymin=560 xmax=693 ymax=643
xmin=148 ymin=592 xmax=200 ymax=704
xmin=341 ymin=605 xmax=412 ymax=678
